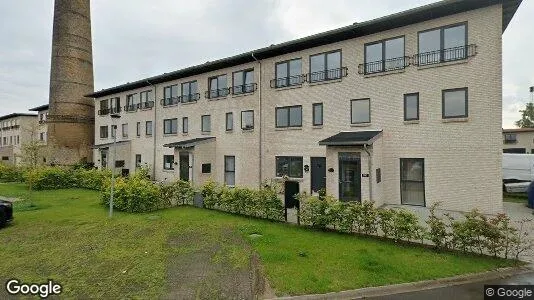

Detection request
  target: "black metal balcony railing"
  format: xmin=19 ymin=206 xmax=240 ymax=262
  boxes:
xmin=110 ymin=106 xmax=122 ymax=114
xmin=179 ymin=93 xmax=200 ymax=103
xmin=98 ymin=108 xmax=110 ymax=115
xmin=358 ymin=56 xmax=410 ymax=75
xmin=124 ymin=104 xmax=138 ymax=112
xmin=161 ymin=97 xmax=179 ymax=106
xmin=270 ymin=74 xmax=307 ymax=88
xmin=232 ymin=83 xmax=257 ymax=95
xmin=308 ymin=67 xmax=348 ymax=83
xmin=205 ymin=88 xmax=230 ymax=99
xmin=413 ymin=44 xmax=477 ymax=66
xmin=139 ymin=101 xmax=154 ymax=109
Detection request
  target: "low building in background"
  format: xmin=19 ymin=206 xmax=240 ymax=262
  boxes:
xmin=0 ymin=113 xmax=38 ymax=165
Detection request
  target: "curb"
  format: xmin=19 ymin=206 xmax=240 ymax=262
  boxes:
xmin=271 ymin=265 xmax=533 ymax=300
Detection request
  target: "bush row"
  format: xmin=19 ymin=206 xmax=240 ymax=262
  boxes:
xmin=0 ymin=163 xmax=25 ymax=183
xmin=24 ymin=167 xmax=112 ymax=191
xmin=298 ymin=193 xmax=531 ymax=259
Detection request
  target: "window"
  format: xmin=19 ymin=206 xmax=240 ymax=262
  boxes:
xmin=99 ymin=99 xmax=109 ymax=115
xmin=163 ymin=155 xmax=174 ymax=170
xmin=146 ymin=121 xmax=153 ymax=136
xmin=115 ymin=160 xmax=125 ymax=168
xmin=241 ymin=110 xmax=254 ymax=130
xmin=364 ymin=36 xmax=405 ymax=74
xmin=442 ymin=88 xmax=468 ymax=118
xmin=404 ymin=93 xmax=419 ymax=121
xmin=182 ymin=117 xmax=188 ymax=134
xmin=111 ymin=125 xmax=116 ymax=138
xmin=202 ymin=163 xmax=211 ymax=173
xmin=1 ymin=157 xmax=8 ymax=161
xmin=135 ymin=154 xmax=142 ymax=168
xmin=376 ymin=168 xmax=382 ymax=183
xmin=226 ymin=112 xmax=233 ymax=131
xmin=504 ymin=133 xmax=517 ymax=144
xmin=126 ymin=94 xmax=138 ymax=111
xmin=181 ymin=81 xmax=198 ymax=103
xmin=139 ymin=90 xmax=153 ymax=109
xmin=163 ymin=118 xmax=178 ymax=134
xmin=232 ymin=69 xmax=254 ymax=94
xmin=275 ymin=106 xmax=302 ymax=128
xmin=418 ymin=23 xmax=467 ymax=65
xmin=208 ymin=75 xmax=228 ymax=98
xmin=351 ymin=99 xmax=371 ymax=124
xmin=400 ymin=158 xmax=425 ymax=206
xmin=224 ymin=156 xmax=235 ymax=186
xmin=313 ymin=103 xmax=323 ymax=126
xmin=201 ymin=115 xmax=211 ymax=133
xmin=309 ymin=50 xmax=342 ymax=82
xmin=110 ymin=97 xmax=121 ymax=113
xmin=100 ymin=126 xmax=108 ymax=138
xmin=163 ymin=85 xmax=179 ymax=106
xmin=136 ymin=122 xmax=141 ymax=137
xmin=276 ymin=156 xmax=303 ymax=178
xmin=274 ymin=58 xmax=303 ymax=87
xmin=121 ymin=123 xmax=128 ymax=137
xmin=39 ymin=132 xmax=45 ymax=141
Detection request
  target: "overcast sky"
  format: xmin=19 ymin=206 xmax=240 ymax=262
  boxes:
xmin=0 ymin=0 xmax=532 ymax=128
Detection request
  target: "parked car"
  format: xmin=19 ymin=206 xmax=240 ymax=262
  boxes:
xmin=0 ymin=200 xmax=13 ymax=228
xmin=503 ymin=154 xmax=534 ymax=193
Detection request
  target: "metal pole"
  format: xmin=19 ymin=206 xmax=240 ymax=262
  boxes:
xmin=109 ymin=124 xmax=117 ymax=218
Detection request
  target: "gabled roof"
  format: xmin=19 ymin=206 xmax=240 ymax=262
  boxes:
xmin=0 ymin=113 xmax=37 ymax=122
xmin=29 ymin=104 xmax=49 ymax=112
xmin=319 ymin=131 xmax=383 ymax=146
xmin=86 ymin=0 xmax=522 ymax=99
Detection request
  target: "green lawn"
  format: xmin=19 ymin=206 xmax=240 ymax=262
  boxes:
xmin=0 ymin=183 xmax=518 ymax=298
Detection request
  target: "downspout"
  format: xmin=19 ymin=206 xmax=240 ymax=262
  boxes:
xmin=363 ymin=144 xmax=373 ymax=202
xmin=147 ymin=80 xmax=157 ymax=180
xmin=252 ymin=52 xmax=262 ymax=188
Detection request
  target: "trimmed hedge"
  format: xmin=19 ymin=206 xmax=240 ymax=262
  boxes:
xmin=0 ymin=163 xmax=25 ymax=183
xmin=24 ymin=167 xmax=111 ymax=191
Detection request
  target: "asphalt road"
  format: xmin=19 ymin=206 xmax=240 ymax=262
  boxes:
xmin=371 ymin=272 xmax=534 ymax=300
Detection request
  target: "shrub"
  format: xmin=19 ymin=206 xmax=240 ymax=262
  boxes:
xmin=391 ymin=209 xmax=427 ymax=243
xmin=74 ymin=168 xmax=111 ymax=190
xmin=160 ymin=180 xmax=195 ymax=206
xmin=27 ymin=167 xmax=76 ymax=190
xmin=426 ymin=203 xmax=450 ymax=249
xmin=257 ymin=184 xmax=284 ymax=221
xmin=377 ymin=208 xmax=395 ymax=239
xmin=201 ymin=179 xmax=222 ymax=209
xmin=299 ymin=193 xmax=337 ymax=229
xmin=0 ymin=163 xmax=24 ymax=182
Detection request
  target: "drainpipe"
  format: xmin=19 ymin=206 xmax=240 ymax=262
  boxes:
xmin=147 ymin=80 xmax=157 ymax=180
xmin=363 ymin=144 xmax=373 ymax=202
xmin=252 ymin=52 xmax=262 ymax=188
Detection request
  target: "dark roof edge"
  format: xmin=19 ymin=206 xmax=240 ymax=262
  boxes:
xmin=28 ymin=104 xmax=49 ymax=112
xmin=0 ymin=113 xmax=37 ymax=122
xmin=86 ymin=0 xmax=521 ymax=98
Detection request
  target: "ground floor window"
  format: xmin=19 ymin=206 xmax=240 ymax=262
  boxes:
xmin=400 ymin=158 xmax=425 ymax=206
xmin=135 ymin=154 xmax=142 ymax=168
xmin=163 ymin=155 xmax=174 ymax=170
xmin=224 ymin=156 xmax=235 ymax=186
xmin=276 ymin=156 xmax=303 ymax=178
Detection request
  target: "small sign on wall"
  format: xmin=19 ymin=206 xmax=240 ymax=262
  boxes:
xmin=361 ymin=173 xmax=369 ymax=178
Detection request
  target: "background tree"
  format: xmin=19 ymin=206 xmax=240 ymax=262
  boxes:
xmin=515 ymin=102 xmax=534 ymax=128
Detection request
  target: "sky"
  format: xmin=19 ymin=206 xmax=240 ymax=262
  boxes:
xmin=0 ymin=0 xmax=532 ymax=128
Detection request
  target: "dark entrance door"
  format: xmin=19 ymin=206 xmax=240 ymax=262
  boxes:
xmin=101 ymin=150 xmax=108 ymax=168
xmin=284 ymin=181 xmax=300 ymax=209
xmin=179 ymin=153 xmax=189 ymax=181
xmin=311 ymin=157 xmax=326 ymax=193
xmin=338 ymin=152 xmax=361 ymax=202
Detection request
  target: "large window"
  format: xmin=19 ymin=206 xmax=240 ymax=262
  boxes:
xmin=139 ymin=90 xmax=153 ymax=109
xmin=276 ymin=106 xmax=302 ymax=128
xmin=136 ymin=122 xmax=141 ymax=137
xmin=126 ymin=94 xmax=138 ymax=111
xmin=504 ymin=133 xmax=517 ymax=144
xmin=201 ymin=115 xmax=211 ymax=133
xmin=163 ymin=118 xmax=178 ymax=134
xmin=163 ymin=84 xmax=179 ymax=106
xmin=351 ymin=99 xmax=371 ymax=124
xmin=404 ymin=93 xmax=419 ymax=121
xmin=181 ymin=81 xmax=198 ymax=103
xmin=241 ymin=110 xmax=254 ymax=130
xmin=208 ymin=75 xmax=228 ymax=98
xmin=226 ymin=112 xmax=233 ymax=131
xmin=99 ymin=99 xmax=109 ymax=115
xmin=313 ymin=103 xmax=323 ymax=126
xmin=400 ymin=158 xmax=425 ymax=206
xmin=99 ymin=126 xmax=108 ymax=138
xmin=232 ymin=69 xmax=255 ymax=94
xmin=163 ymin=155 xmax=174 ymax=170
xmin=418 ymin=23 xmax=467 ymax=65
xmin=274 ymin=58 xmax=303 ymax=88
xmin=110 ymin=97 xmax=121 ymax=113
xmin=224 ymin=156 xmax=235 ymax=186
xmin=442 ymin=88 xmax=468 ymax=119
xmin=121 ymin=123 xmax=128 ymax=137
xmin=146 ymin=121 xmax=153 ymax=136
xmin=182 ymin=117 xmax=188 ymax=134
xmin=364 ymin=37 xmax=405 ymax=74
xmin=309 ymin=50 xmax=342 ymax=82
xmin=276 ymin=156 xmax=303 ymax=178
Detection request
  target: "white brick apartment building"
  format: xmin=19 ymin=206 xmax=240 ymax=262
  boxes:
xmin=87 ymin=0 xmax=522 ymax=214
xmin=503 ymin=128 xmax=534 ymax=154
xmin=0 ymin=113 xmax=38 ymax=165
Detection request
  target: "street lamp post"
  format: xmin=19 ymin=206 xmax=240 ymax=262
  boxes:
xmin=109 ymin=113 xmax=121 ymax=218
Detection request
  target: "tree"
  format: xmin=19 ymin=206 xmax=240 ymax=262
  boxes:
xmin=515 ymin=103 xmax=534 ymax=128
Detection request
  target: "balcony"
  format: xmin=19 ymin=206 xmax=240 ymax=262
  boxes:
xmin=205 ymin=88 xmax=230 ymax=99
xmin=308 ymin=67 xmax=348 ymax=83
xmin=124 ymin=104 xmax=138 ymax=112
xmin=98 ymin=108 xmax=110 ymax=116
xmin=413 ymin=44 xmax=477 ymax=67
xmin=231 ymin=83 xmax=257 ymax=95
xmin=358 ymin=56 xmax=410 ymax=75
xmin=110 ymin=106 xmax=122 ymax=114
xmin=139 ymin=101 xmax=154 ymax=110
xmin=270 ymin=74 xmax=306 ymax=88
xmin=161 ymin=97 xmax=179 ymax=106
xmin=179 ymin=93 xmax=200 ymax=103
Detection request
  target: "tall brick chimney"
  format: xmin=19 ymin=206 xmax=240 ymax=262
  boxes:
xmin=47 ymin=0 xmax=94 ymax=165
